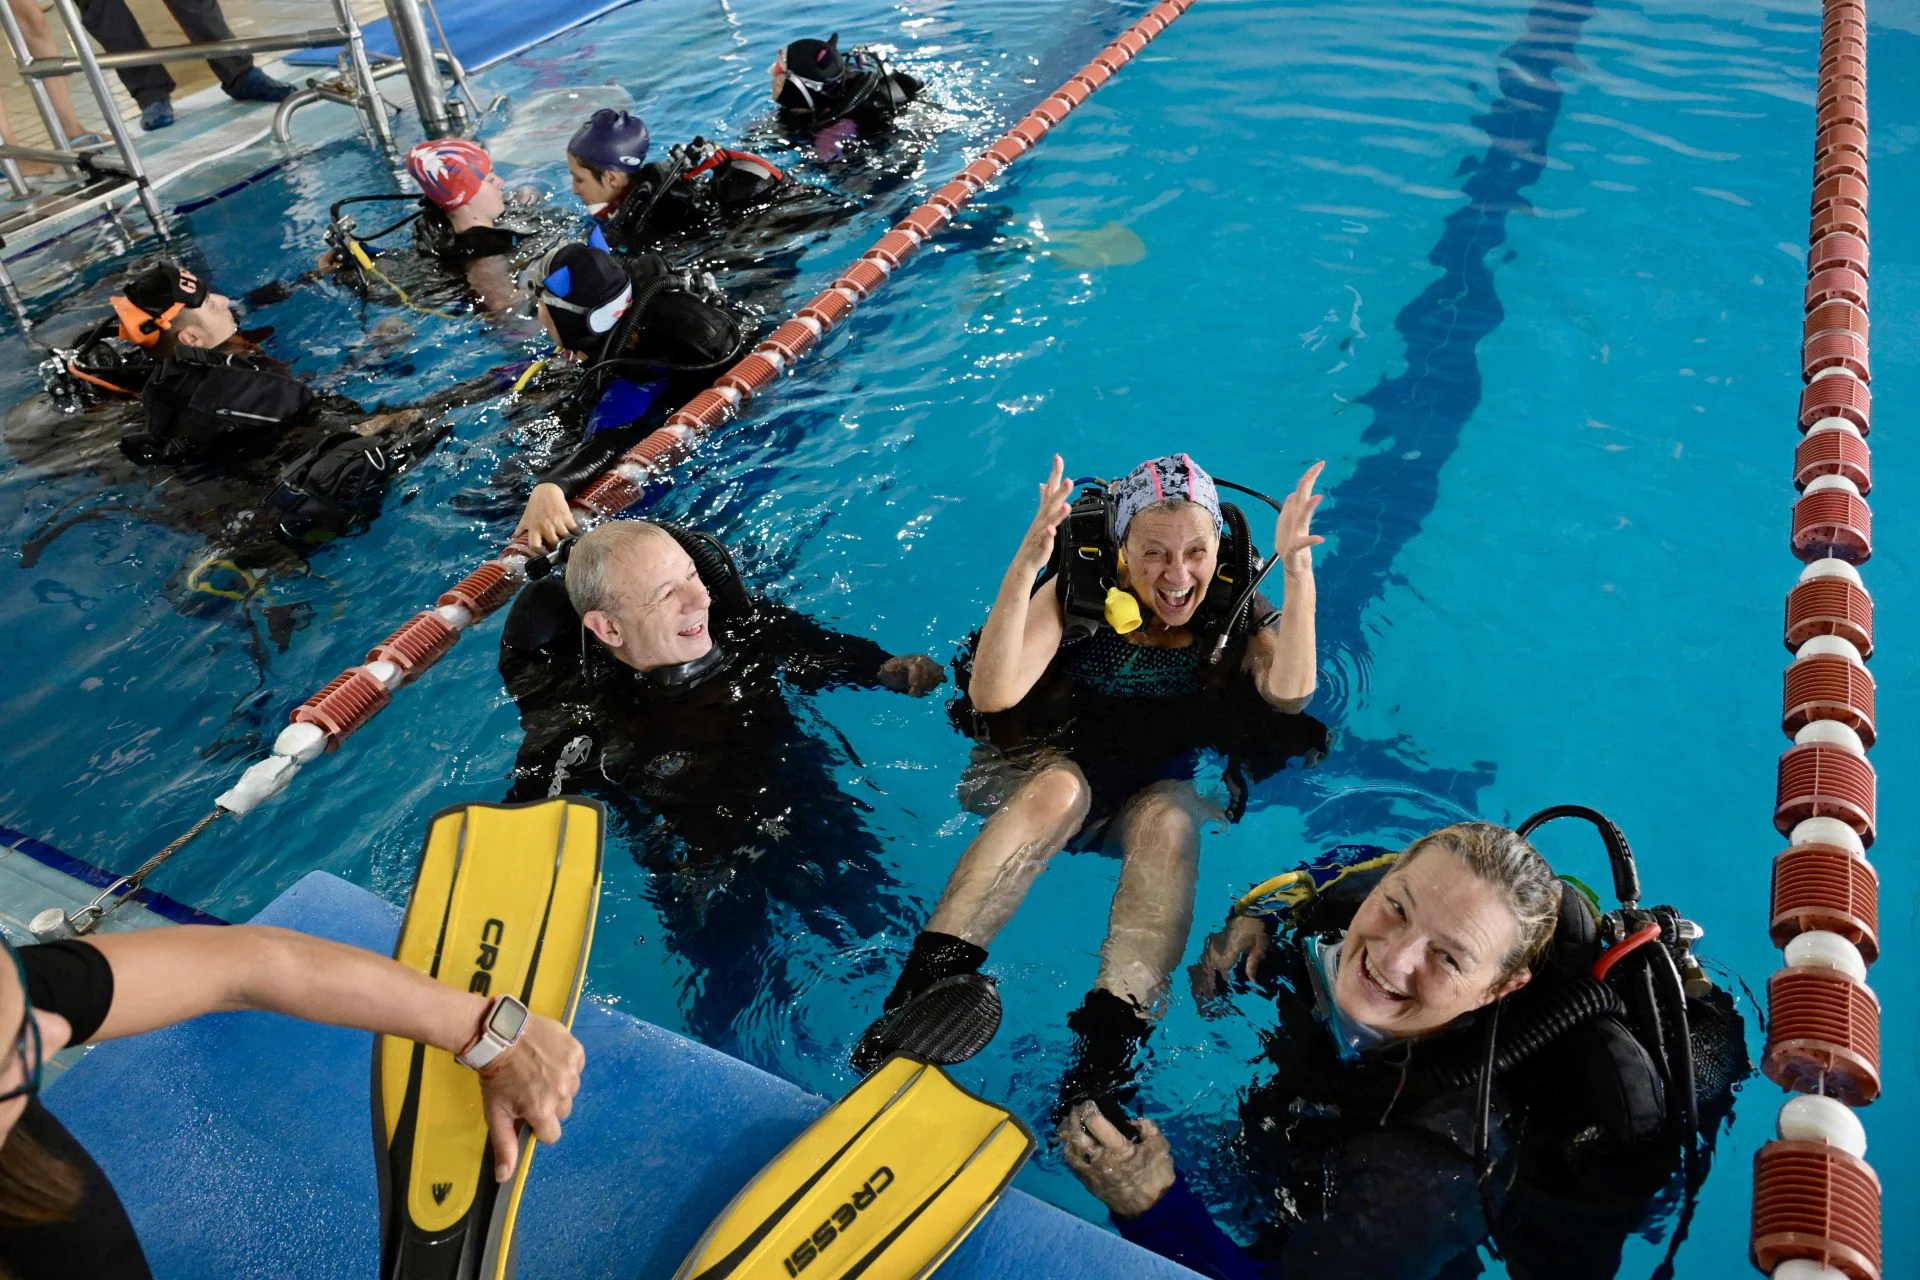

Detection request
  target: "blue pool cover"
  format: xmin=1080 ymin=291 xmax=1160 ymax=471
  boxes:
xmin=43 ymin=871 xmax=1199 ymax=1279
xmin=286 ymin=0 xmax=643 ymax=71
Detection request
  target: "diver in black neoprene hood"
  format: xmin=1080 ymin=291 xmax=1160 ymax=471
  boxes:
xmin=771 ymin=33 xmax=924 ymax=161
xmin=505 ymin=233 xmax=755 ymax=553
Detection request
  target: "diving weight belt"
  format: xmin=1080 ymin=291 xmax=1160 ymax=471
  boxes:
xmin=674 ymin=1056 xmax=1034 ymax=1280
xmin=374 ymin=797 xmax=605 ymax=1280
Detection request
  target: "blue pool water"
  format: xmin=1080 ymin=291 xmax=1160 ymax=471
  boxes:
xmin=2 ymin=0 xmax=1916 ymax=1272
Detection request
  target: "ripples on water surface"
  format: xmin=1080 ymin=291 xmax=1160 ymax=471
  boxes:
xmin=1 ymin=0 xmax=1917 ymax=1269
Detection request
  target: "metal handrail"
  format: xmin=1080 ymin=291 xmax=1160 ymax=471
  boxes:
xmin=17 ymin=28 xmax=352 ymax=76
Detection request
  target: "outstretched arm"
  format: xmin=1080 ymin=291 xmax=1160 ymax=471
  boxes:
xmin=756 ymin=599 xmax=943 ymax=695
xmin=968 ymin=455 xmax=1072 ymax=713
xmin=80 ymin=925 xmax=583 ymax=1182
xmin=1059 ymin=1105 xmax=1268 ymax=1280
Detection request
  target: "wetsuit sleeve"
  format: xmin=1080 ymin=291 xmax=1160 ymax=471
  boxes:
xmin=751 ymin=600 xmax=893 ymax=691
xmin=535 ymin=421 xmax=649 ymax=498
xmin=1114 ymin=1173 xmax=1271 ymax=1280
xmin=20 ymin=941 xmax=114 ymax=1045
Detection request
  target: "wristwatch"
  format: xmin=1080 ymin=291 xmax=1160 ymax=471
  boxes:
xmin=456 ymin=995 xmax=531 ymax=1071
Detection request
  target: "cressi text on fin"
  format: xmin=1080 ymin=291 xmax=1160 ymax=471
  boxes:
xmin=674 ymin=1055 xmax=1033 ymax=1280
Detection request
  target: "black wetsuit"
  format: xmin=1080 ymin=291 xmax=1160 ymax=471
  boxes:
xmin=0 ymin=941 xmax=151 ymax=1280
xmin=499 ymin=575 xmax=915 ymax=1042
xmin=1129 ymin=864 xmax=1733 ymax=1280
xmin=517 ymin=256 xmax=754 ymax=499
xmin=1132 ymin=875 xmax=1506 ymax=1280
xmin=961 ymin=587 xmax=1327 ymax=832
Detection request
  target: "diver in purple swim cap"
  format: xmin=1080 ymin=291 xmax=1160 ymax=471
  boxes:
xmin=565 ymin=106 xmax=815 ymax=259
xmin=852 ymin=452 xmax=1328 ymax=1107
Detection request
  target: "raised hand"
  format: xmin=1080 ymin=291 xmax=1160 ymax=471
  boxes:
xmin=1273 ymin=461 xmax=1327 ymax=573
xmin=1014 ymin=454 xmax=1073 ymax=576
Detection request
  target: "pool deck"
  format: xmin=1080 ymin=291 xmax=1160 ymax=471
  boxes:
xmin=43 ymin=870 xmax=1204 ymax=1279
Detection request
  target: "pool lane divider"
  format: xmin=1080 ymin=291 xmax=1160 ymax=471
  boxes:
xmin=208 ymin=0 xmax=1202 ymax=819
xmin=1751 ymin=3 xmax=1885 ymax=1280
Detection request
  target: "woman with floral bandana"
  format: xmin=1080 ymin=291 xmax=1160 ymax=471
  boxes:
xmin=852 ymin=453 xmax=1326 ymax=1115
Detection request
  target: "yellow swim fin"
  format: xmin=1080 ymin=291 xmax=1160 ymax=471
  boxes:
xmin=674 ymin=1056 xmax=1034 ymax=1280
xmin=373 ymin=797 xmax=605 ymax=1280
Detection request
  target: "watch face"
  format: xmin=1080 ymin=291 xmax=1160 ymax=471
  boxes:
xmin=489 ymin=997 xmax=529 ymax=1042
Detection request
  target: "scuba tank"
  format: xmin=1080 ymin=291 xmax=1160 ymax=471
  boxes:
xmin=38 ymin=317 xmax=157 ymax=411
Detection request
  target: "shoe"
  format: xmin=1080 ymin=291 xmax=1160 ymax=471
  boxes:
xmin=139 ymin=99 xmax=174 ymax=131
xmin=66 ymin=132 xmax=105 ymax=149
xmin=225 ymin=68 xmax=294 ymax=104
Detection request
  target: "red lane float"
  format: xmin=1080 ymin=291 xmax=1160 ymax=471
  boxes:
xmin=1757 ymin=12 xmax=1887 ymax=1249
xmin=207 ymin=0 xmax=1207 ymax=821
xmin=1782 ymin=642 xmax=1876 ymax=744
xmin=1798 ymin=368 xmax=1871 ymax=432
xmin=1751 ymin=1140 xmax=1882 ymax=1280
xmin=1801 ymin=331 xmax=1870 ymax=383
xmin=1774 ymin=726 xmax=1876 ymax=844
xmin=1783 ymin=559 xmax=1873 ymax=654
xmin=1762 ymin=967 xmax=1882 ymax=1105
xmin=1771 ymin=840 xmax=1879 ymax=963
xmin=1804 ymin=297 xmax=1868 ymax=342
xmin=1792 ymin=475 xmax=1872 ymax=563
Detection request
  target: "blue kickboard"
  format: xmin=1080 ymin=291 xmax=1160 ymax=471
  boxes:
xmin=44 ymin=871 xmax=1200 ymax=1279
xmin=285 ymin=0 xmax=643 ymax=71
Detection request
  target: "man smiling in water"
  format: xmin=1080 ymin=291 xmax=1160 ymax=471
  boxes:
xmin=499 ymin=522 xmax=944 ymax=1043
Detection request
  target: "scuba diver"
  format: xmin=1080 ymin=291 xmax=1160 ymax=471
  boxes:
xmin=851 ymin=454 xmax=1329 ymax=1105
xmin=1060 ymin=814 xmax=1750 ymax=1280
xmin=566 ymin=108 xmax=831 ymax=254
xmin=317 ymin=137 xmax=556 ymax=318
xmin=103 ymin=261 xmax=451 ymax=546
xmin=506 ymin=235 xmax=755 ymax=553
xmin=15 ymin=260 xmax=471 ymax=639
xmin=771 ymin=33 xmax=924 ymax=163
xmin=498 ymin=520 xmax=945 ymax=1043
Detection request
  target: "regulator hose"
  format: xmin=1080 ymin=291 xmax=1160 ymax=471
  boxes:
xmin=1420 ymin=976 xmax=1625 ymax=1089
xmin=1645 ymin=939 xmax=1700 ymax=1138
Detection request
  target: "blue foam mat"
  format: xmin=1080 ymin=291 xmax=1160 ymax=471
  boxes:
xmin=285 ymin=0 xmax=643 ymax=71
xmin=44 ymin=871 xmax=1199 ymax=1279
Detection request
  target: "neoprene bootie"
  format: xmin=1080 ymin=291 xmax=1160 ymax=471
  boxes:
xmin=1054 ymin=987 xmax=1153 ymax=1125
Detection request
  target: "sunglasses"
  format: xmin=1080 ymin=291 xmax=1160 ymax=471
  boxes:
xmin=0 ymin=943 xmax=44 ymax=1106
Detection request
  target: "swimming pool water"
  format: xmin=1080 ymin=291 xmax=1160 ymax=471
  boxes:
xmin=1 ymin=0 xmax=1915 ymax=1272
